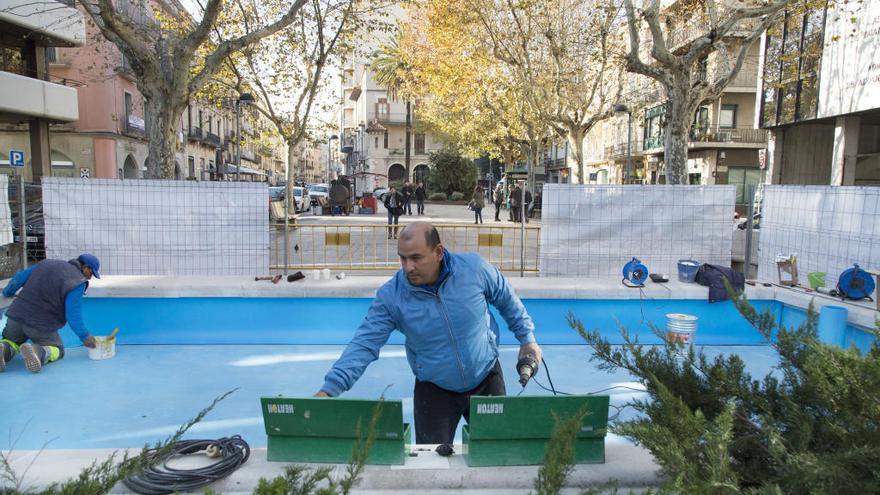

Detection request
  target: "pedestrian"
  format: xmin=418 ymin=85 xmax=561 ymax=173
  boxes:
xmin=1 ymin=254 xmax=100 ymax=373
xmin=402 ymin=182 xmax=414 ymax=215
xmin=314 ymin=222 xmax=542 ymax=445
xmin=383 ymin=185 xmax=405 ymax=239
xmin=470 ymin=184 xmax=485 ymax=224
xmin=522 ymin=183 xmax=532 ymax=224
xmin=507 ymin=184 xmax=515 ymax=221
xmin=493 ymin=183 xmax=504 ymax=222
xmin=511 ymin=183 xmax=523 ymax=223
xmin=329 ymin=180 xmax=348 ymax=216
xmin=415 ymin=182 xmax=427 ymax=215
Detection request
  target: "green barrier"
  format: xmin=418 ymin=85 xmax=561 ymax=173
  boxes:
xmin=464 ymin=395 xmax=610 ymax=467
xmin=261 ymin=397 xmax=410 ymax=465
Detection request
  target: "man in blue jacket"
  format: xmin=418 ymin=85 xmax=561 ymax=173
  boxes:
xmin=315 ymin=222 xmax=542 ymax=444
xmin=0 ymin=254 xmax=99 ymax=373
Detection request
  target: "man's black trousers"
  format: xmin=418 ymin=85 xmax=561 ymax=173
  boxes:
xmin=413 ymin=360 xmax=506 ymax=444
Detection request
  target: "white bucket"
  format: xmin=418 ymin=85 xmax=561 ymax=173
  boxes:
xmin=665 ymin=313 xmax=698 ymax=345
xmin=87 ymin=336 xmax=116 ymax=360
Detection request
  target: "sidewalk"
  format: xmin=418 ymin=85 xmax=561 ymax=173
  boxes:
xmin=3 ymin=440 xmax=661 ymax=493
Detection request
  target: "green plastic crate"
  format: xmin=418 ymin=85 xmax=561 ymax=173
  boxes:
xmin=463 ymin=395 xmax=610 ymax=466
xmin=261 ymin=397 xmax=411 ymax=465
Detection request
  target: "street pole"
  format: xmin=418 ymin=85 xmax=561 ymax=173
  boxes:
xmin=626 ymin=110 xmax=632 ymax=183
xmin=235 ymin=100 xmax=241 ymax=181
xmin=18 ymin=170 xmax=26 ymax=269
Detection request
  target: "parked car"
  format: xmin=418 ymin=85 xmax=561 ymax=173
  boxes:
xmin=269 ymin=186 xmax=310 ymax=213
xmin=372 ymin=187 xmax=388 ymax=202
xmin=308 ymin=183 xmax=330 ymax=206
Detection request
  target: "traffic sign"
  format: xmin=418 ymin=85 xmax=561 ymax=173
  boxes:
xmin=9 ymin=149 xmax=24 ymax=167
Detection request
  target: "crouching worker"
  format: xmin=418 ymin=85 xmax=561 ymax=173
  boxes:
xmin=315 ymin=222 xmax=542 ymax=444
xmin=0 ymin=254 xmax=100 ymax=373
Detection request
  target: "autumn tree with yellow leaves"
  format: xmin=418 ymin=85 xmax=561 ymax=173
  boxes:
xmin=405 ymin=0 xmax=625 ymax=184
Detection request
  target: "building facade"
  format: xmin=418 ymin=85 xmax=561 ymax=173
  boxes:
xmin=759 ymin=0 xmax=880 ymax=186
xmin=0 ymin=0 xmax=84 ymax=180
xmin=1 ymin=0 xmax=285 ymax=182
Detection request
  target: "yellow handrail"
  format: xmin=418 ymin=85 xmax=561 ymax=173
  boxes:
xmin=269 ymin=223 xmax=541 ymax=273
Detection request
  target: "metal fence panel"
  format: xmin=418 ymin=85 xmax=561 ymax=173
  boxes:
xmin=539 ymin=184 xmax=736 ymax=278
xmin=42 ymin=178 xmax=268 ymax=276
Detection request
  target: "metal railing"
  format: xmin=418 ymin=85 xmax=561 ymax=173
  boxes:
xmin=604 ymin=140 xmax=645 ymax=159
xmin=690 ymin=126 xmax=768 ymax=144
xmin=269 ymin=223 xmax=541 ymax=273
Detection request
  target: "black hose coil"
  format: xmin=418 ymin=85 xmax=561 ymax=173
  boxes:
xmin=123 ymin=435 xmax=250 ymax=494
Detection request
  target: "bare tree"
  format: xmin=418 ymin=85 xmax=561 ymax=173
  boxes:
xmin=77 ymin=0 xmax=310 ymax=179
xmin=623 ymin=0 xmax=791 ymax=184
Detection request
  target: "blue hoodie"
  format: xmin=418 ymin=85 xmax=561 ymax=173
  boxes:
xmin=321 ymin=250 xmax=536 ymax=396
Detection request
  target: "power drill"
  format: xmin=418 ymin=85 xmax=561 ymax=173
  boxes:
xmin=516 ymin=355 xmax=539 ymax=386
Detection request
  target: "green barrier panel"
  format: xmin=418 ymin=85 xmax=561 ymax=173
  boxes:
xmin=464 ymin=395 xmax=610 ymax=466
xmin=261 ymin=397 xmax=410 ymax=465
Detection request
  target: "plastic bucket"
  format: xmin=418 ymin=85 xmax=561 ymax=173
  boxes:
xmin=87 ymin=336 xmax=116 ymax=360
xmin=666 ymin=313 xmax=698 ymax=345
xmin=677 ymin=260 xmax=700 ymax=283
xmin=808 ymin=271 xmax=826 ymax=289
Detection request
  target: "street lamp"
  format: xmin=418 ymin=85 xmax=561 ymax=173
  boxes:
xmin=235 ymin=92 xmax=255 ymax=181
xmin=614 ymin=103 xmax=632 ymax=184
xmin=327 ymin=134 xmax=338 ymax=182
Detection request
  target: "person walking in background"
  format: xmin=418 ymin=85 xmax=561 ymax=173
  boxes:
xmin=493 ymin=183 xmax=504 ymax=222
xmin=402 ymin=182 xmax=414 ymax=216
xmin=1 ymin=254 xmax=100 ymax=373
xmin=415 ymin=182 xmax=427 ymax=215
xmin=383 ymin=186 xmax=405 ymax=239
xmin=511 ymin=183 xmax=523 ymax=223
xmin=507 ymin=184 xmax=515 ymax=221
xmin=471 ymin=184 xmax=485 ymax=224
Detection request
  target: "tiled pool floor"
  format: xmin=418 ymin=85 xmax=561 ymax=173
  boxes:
xmin=2 ymin=344 xmax=779 ymax=451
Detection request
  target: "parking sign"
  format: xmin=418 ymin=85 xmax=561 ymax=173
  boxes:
xmin=9 ymin=149 xmax=24 ymax=167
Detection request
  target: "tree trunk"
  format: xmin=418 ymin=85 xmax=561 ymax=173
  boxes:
xmin=143 ymin=97 xmax=184 ymax=179
xmin=567 ymin=128 xmax=585 ymax=184
xmin=664 ymin=93 xmax=691 ymax=185
xmin=405 ymin=100 xmax=411 ymax=181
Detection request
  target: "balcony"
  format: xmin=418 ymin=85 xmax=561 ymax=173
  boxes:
xmin=188 ymin=126 xmax=203 ymax=141
xmin=204 ymin=131 xmax=221 ymax=148
xmin=124 ymin=114 xmax=146 ymax=138
xmin=604 ymin=140 xmax=645 ymax=160
xmin=689 ymin=126 xmax=767 ymax=146
xmin=373 ymin=111 xmax=417 ymax=125
xmin=241 ymin=149 xmax=262 ymax=165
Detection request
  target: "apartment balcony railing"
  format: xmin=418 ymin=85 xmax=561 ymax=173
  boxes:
xmin=124 ymin=114 xmax=146 ymax=138
xmin=604 ymin=140 xmax=645 ymax=159
xmin=373 ymin=111 xmax=418 ymax=125
xmin=188 ymin=126 xmax=203 ymax=140
xmin=241 ymin=149 xmax=262 ymax=164
xmin=690 ymin=126 xmax=767 ymax=144
xmin=205 ymin=131 xmax=221 ymax=148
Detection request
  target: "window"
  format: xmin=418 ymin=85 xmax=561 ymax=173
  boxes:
xmin=719 ymin=104 xmax=737 ymax=128
xmin=198 ymin=110 xmax=203 ymax=129
xmin=188 ymin=156 xmax=195 ymax=178
xmin=728 ymin=167 xmax=764 ymax=204
xmin=383 ymin=131 xmax=388 ymax=149
xmin=375 ymin=98 xmax=389 ymax=120
xmin=375 ymin=136 xmax=379 ymax=148
xmin=760 ymin=4 xmax=827 ymax=127
xmin=46 ymin=47 xmax=57 ymax=63
xmin=414 ymin=133 xmax=425 ymax=155
xmin=643 ymin=103 xmax=667 ymax=150
xmin=124 ymin=92 xmax=132 ymax=125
